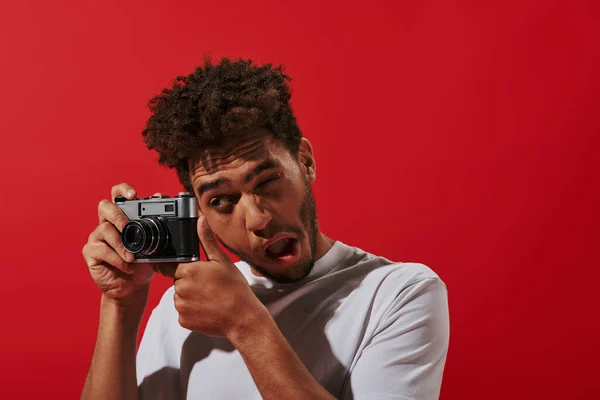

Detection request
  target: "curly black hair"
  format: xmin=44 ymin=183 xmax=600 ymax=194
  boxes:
xmin=141 ymin=56 xmax=303 ymax=193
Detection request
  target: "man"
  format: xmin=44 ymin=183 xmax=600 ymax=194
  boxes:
xmin=81 ymin=57 xmax=449 ymax=399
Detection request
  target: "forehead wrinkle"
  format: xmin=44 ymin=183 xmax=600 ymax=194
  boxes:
xmin=193 ymin=147 xmax=265 ymax=179
xmin=191 ymin=141 xmax=274 ymax=187
xmin=191 ymin=134 xmax=272 ymax=175
xmin=204 ymin=139 xmax=264 ymax=168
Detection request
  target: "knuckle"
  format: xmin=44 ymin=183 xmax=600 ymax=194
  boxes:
xmin=98 ymin=221 xmax=112 ymax=235
xmin=178 ymin=264 xmax=193 ymax=279
xmin=177 ymin=316 xmax=190 ymax=330
xmin=177 ymin=265 xmax=187 ymax=278
xmin=98 ymin=199 xmax=110 ymax=211
xmin=174 ymin=294 xmax=183 ymax=310
xmin=175 ymin=281 xmax=186 ymax=296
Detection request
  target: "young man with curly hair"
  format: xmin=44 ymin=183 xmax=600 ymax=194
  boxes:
xmin=81 ymin=57 xmax=449 ymax=399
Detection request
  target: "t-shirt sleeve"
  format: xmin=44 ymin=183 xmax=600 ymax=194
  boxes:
xmin=136 ymin=286 xmax=183 ymax=400
xmin=341 ymin=277 xmax=450 ymax=400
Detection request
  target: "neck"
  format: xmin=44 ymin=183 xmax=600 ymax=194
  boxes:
xmin=314 ymin=231 xmax=336 ymax=261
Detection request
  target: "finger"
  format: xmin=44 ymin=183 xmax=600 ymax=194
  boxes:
xmin=153 ymin=262 xmax=179 ymax=278
xmin=173 ymin=261 xmax=196 ymax=280
xmin=91 ymin=221 xmax=135 ymax=263
xmin=173 ymin=261 xmax=189 ymax=280
xmin=152 ymin=192 xmax=163 ymax=197
xmin=98 ymin=200 xmax=130 ymax=232
xmin=174 ymin=277 xmax=185 ymax=295
xmin=197 ymin=215 xmax=229 ymax=262
xmin=173 ymin=290 xmax=185 ymax=313
xmin=111 ymin=182 xmax=137 ymax=203
xmin=85 ymin=242 xmax=134 ymax=274
xmin=97 ymin=261 xmax=129 ymax=279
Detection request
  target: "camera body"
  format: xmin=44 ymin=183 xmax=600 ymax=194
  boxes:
xmin=115 ymin=192 xmax=199 ymax=263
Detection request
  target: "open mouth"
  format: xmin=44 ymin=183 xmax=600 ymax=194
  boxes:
xmin=265 ymin=237 xmax=298 ymax=260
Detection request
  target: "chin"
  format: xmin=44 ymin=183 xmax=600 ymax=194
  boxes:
xmin=252 ymin=255 xmax=315 ymax=284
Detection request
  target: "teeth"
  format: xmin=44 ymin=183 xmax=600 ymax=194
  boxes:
xmin=267 ymin=238 xmax=290 ymax=255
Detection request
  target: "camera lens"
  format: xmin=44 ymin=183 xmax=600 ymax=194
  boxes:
xmin=123 ymin=224 xmax=144 ymax=252
xmin=121 ymin=218 xmax=169 ymax=255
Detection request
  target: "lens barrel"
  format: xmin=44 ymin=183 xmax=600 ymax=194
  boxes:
xmin=121 ymin=218 xmax=169 ymax=255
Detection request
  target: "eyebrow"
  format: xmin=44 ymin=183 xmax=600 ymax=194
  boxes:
xmin=243 ymin=159 xmax=280 ymax=184
xmin=197 ymin=159 xmax=280 ymax=197
xmin=197 ymin=178 xmax=229 ymax=197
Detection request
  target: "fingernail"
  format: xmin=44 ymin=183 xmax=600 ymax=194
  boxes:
xmin=126 ymin=189 xmax=136 ymax=198
xmin=126 ymin=252 xmax=135 ymax=262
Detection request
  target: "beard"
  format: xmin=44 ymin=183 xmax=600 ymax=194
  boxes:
xmin=219 ymin=179 xmax=319 ymax=284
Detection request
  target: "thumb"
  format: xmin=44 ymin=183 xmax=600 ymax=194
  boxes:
xmin=197 ymin=215 xmax=229 ymax=262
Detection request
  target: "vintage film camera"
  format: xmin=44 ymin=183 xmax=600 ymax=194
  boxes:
xmin=115 ymin=192 xmax=199 ymax=263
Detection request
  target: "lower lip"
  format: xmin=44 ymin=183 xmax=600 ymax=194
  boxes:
xmin=265 ymin=239 xmax=300 ymax=265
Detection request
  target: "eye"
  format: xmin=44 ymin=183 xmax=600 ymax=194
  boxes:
xmin=209 ymin=196 xmax=233 ymax=209
xmin=257 ymin=174 xmax=281 ymax=189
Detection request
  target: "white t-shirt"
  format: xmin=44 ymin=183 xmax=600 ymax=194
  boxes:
xmin=136 ymin=240 xmax=450 ymax=399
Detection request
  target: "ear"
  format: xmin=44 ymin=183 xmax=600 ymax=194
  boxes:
xmin=297 ymin=137 xmax=316 ymax=184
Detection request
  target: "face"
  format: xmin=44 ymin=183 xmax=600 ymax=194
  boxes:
xmin=189 ymin=130 xmax=319 ymax=284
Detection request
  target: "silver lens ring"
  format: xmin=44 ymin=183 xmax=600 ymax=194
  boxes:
xmin=157 ymin=218 xmax=170 ymax=254
xmin=144 ymin=217 xmax=169 ymax=255
xmin=144 ymin=218 xmax=160 ymax=254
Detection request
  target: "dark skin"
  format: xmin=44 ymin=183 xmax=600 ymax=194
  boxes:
xmin=189 ymin=129 xmax=334 ymax=282
xmin=81 ymin=130 xmax=336 ymax=399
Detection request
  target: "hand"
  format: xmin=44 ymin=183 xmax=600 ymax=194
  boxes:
xmin=82 ymin=182 xmax=177 ymax=307
xmin=172 ymin=215 xmax=268 ymax=338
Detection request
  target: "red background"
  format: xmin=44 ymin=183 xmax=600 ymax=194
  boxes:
xmin=0 ymin=0 xmax=598 ymax=398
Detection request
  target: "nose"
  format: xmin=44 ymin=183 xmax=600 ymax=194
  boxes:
xmin=243 ymin=195 xmax=272 ymax=233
